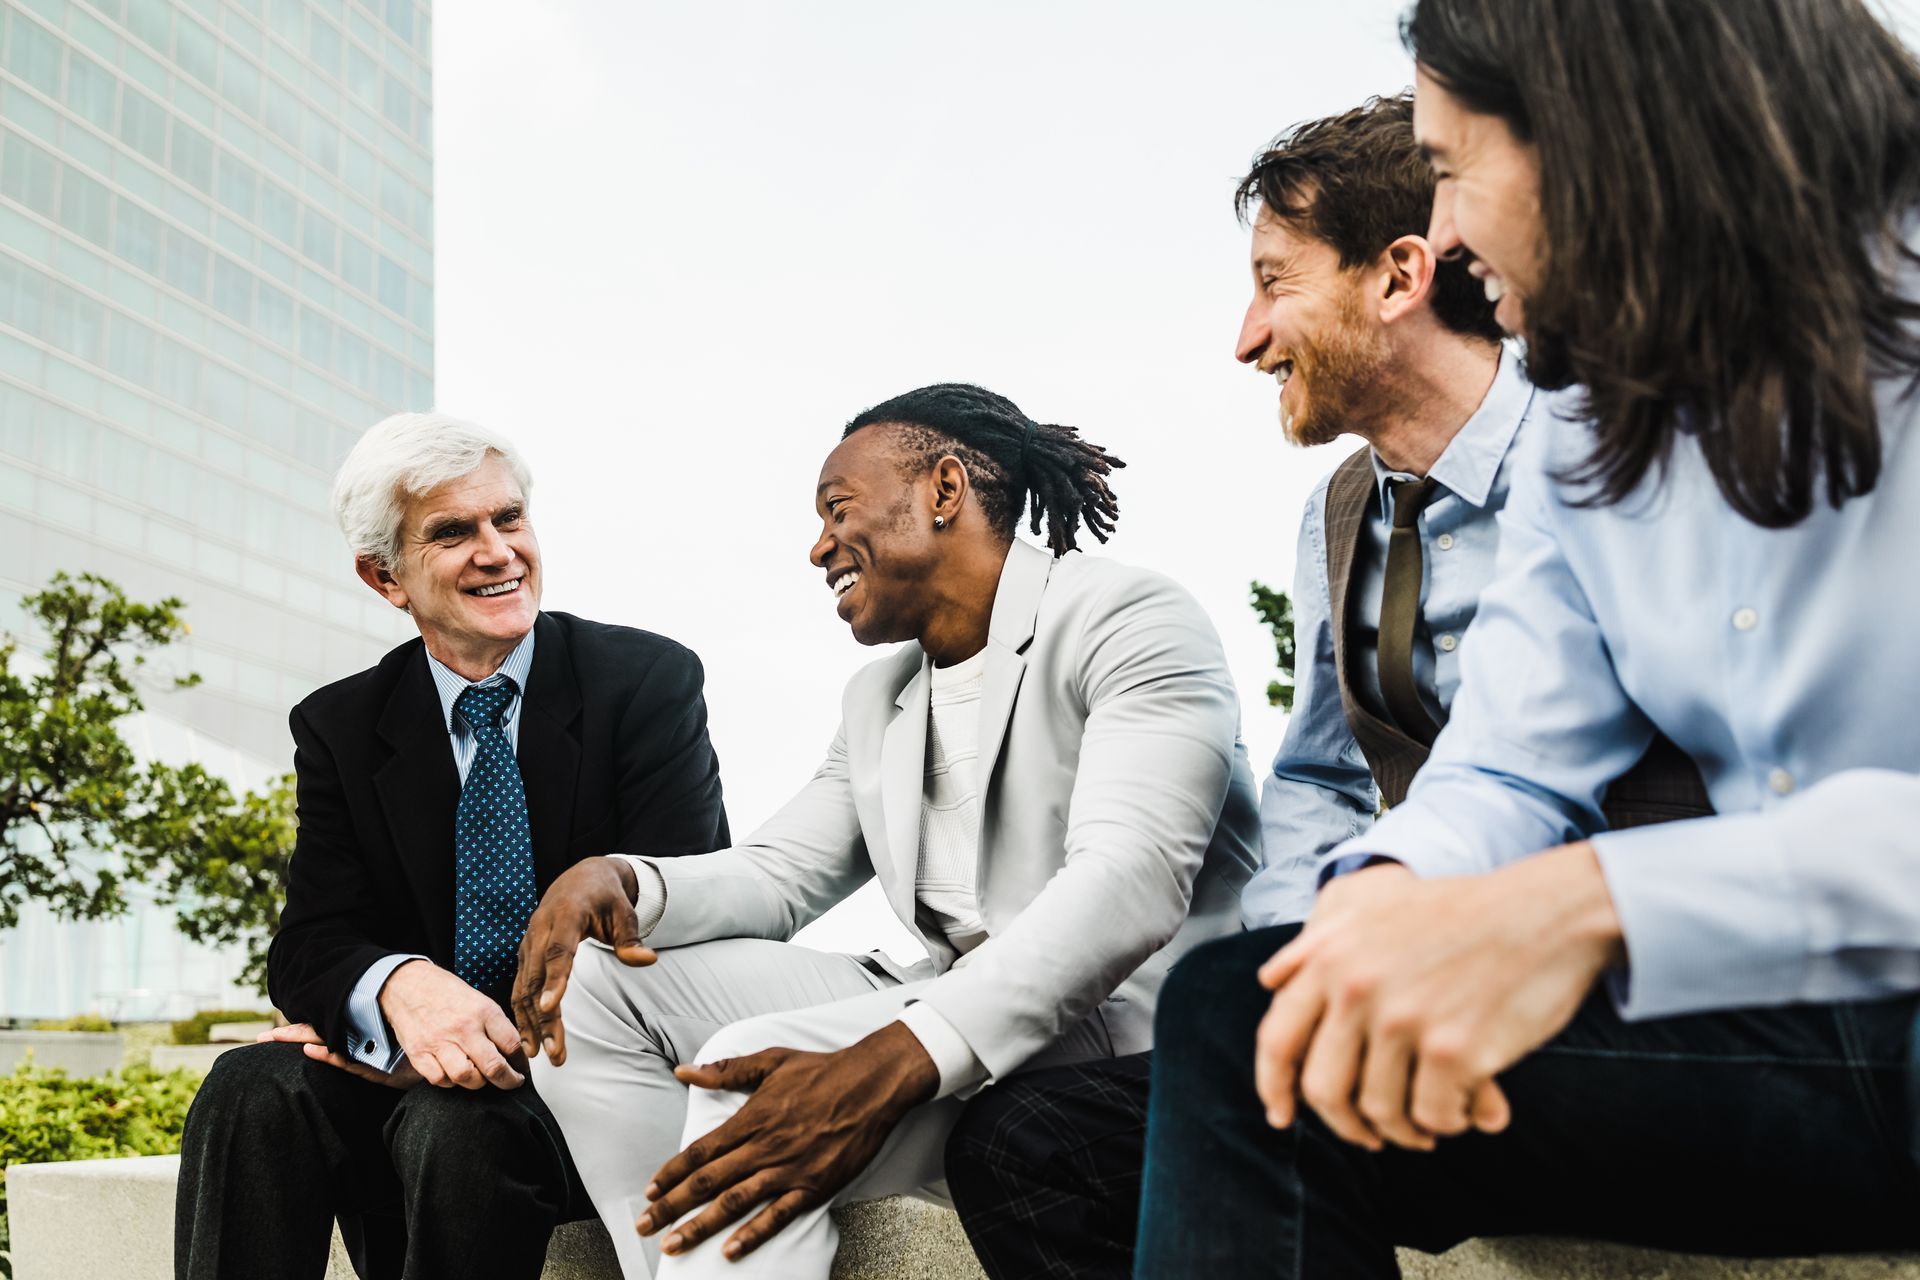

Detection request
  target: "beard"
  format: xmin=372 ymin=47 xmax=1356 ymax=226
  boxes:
xmin=1278 ymin=286 xmax=1394 ymax=447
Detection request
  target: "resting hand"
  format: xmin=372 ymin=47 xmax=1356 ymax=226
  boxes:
xmin=1256 ymin=844 xmax=1623 ymax=1151
xmin=378 ymin=959 xmax=527 ymax=1090
xmin=512 ymin=855 xmax=657 ymax=1066
xmin=637 ymin=1020 xmax=939 ymax=1260
xmin=256 ymin=1022 xmax=423 ymax=1089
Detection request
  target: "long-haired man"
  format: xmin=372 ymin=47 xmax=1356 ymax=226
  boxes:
xmin=1137 ymin=3 xmax=1920 ymax=1275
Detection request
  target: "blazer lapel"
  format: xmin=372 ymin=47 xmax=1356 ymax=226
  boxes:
xmin=973 ymin=541 xmax=1051 ymax=823
xmin=518 ymin=612 xmax=582 ymax=891
xmin=373 ymin=649 xmax=462 ymax=964
xmin=879 ymin=659 xmax=930 ymax=928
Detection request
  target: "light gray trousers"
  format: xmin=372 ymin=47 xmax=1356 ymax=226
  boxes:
xmin=531 ymin=937 xmax=1109 ymax=1279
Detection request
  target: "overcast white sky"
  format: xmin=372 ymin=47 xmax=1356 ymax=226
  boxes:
xmin=427 ymin=0 xmax=1920 ymax=956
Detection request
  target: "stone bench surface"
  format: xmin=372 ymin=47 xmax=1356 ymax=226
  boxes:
xmin=5 ymin=1155 xmax=986 ymax=1280
xmin=8 ymin=1154 xmax=1917 ymax=1279
xmin=1401 ymin=1240 xmax=1920 ymax=1279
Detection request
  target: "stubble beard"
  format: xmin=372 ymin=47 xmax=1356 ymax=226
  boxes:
xmin=1279 ymin=287 xmax=1393 ymax=448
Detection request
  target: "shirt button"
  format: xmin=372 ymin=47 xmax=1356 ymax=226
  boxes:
xmin=1768 ymin=768 xmax=1795 ymax=796
xmin=1436 ymin=533 xmax=1455 ymax=551
xmin=1732 ymin=607 xmax=1759 ymax=631
xmin=1438 ymin=634 xmax=1458 ymax=652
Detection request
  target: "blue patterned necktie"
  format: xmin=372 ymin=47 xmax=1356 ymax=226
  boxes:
xmin=452 ymin=679 xmax=539 ymax=989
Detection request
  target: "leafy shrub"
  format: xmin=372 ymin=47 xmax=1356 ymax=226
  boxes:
xmin=26 ymin=1015 xmax=115 ymax=1033
xmin=0 ymin=1062 xmax=200 ymax=1275
xmin=168 ymin=1009 xmax=273 ymax=1046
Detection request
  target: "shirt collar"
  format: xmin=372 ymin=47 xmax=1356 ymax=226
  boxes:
xmin=1372 ymin=345 xmax=1533 ymax=512
xmin=425 ymin=626 xmax=538 ymax=734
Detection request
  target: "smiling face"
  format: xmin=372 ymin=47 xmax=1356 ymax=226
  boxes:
xmin=1413 ymin=66 xmax=1545 ymax=337
xmin=357 ymin=452 xmax=542 ymax=677
xmin=1234 ymin=208 xmax=1393 ymax=446
xmin=809 ymin=426 xmax=955 ymax=647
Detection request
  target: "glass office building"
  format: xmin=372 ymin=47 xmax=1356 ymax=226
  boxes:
xmin=0 ymin=0 xmax=431 ymax=1016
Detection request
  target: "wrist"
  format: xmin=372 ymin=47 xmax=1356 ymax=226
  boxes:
xmin=376 ymin=957 xmax=432 ymax=1018
xmin=859 ymin=1021 xmax=940 ymax=1112
xmin=1532 ymin=841 xmax=1626 ymax=967
xmin=605 ymin=855 xmax=639 ymax=904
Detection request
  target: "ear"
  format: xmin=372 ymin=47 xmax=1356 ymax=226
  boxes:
xmin=355 ymin=555 xmax=410 ymax=609
xmin=1377 ymin=233 xmax=1440 ymax=326
xmin=930 ymin=455 xmax=970 ymax=526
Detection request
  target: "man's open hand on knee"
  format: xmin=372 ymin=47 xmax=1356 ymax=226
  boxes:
xmin=636 ymin=1021 xmax=939 ymax=1261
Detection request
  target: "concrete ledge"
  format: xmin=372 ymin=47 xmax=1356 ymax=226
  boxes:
xmin=205 ymin=1021 xmax=274 ymax=1043
xmin=6 ymin=1155 xmax=986 ymax=1280
xmin=11 ymin=1154 xmax=1914 ymax=1279
xmin=147 ymin=1043 xmax=243 ymax=1074
xmin=0 ymin=1029 xmax=124 ymax=1075
xmin=1398 ymin=1240 xmax=1920 ymax=1278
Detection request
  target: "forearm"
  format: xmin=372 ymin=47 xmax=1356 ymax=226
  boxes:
xmin=1595 ymin=768 xmax=1920 ymax=1017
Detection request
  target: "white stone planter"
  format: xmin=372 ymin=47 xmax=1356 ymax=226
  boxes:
xmin=147 ymin=1043 xmax=242 ymax=1075
xmin=0 ymin=1029 xmax=124 ymax=1076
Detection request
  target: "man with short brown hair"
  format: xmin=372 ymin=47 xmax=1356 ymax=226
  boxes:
xmin=940 ymin=93 xmax=1706 ymax=1280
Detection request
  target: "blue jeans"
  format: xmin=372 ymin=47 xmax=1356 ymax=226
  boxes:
xmin=1134 ymin=926 xmax=1920 ymax=1279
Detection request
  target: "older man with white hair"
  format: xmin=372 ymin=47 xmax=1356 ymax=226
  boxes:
xmin=175 ymin=412 xmax=731 ymax=1280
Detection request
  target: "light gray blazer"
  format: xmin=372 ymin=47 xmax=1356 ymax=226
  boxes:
xmin=645 ymin=539 xmax=1261 ymax=1081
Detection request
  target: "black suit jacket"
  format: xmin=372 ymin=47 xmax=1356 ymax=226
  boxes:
xmin=267 ymin=610 xmax=730 ymax=1054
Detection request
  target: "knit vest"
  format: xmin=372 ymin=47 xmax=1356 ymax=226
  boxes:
xmin=1322 ymin=446 xmax=1713 ymax=829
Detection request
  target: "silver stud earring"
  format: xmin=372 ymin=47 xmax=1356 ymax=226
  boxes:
xmin=933 ymin=516 xmax=947 ymax=530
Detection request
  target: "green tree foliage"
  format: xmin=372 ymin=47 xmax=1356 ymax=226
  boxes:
xmin=0 ymin=574 xmax=295 ymax=994
xmin=144 ymin=774 xmax=295 ymax=995
xmin=0 ymin=572 xmax=212 ymax=927
xmin=1250 ymin=580 xmax=1297 ymax=712
xmin=0 ymin=1062 xmax=199 ymax=1275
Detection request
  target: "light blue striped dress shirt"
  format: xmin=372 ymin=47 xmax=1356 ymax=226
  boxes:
xmin=1330 ymin=376 xmax=1920 ymax=1019
xmin=344 ymin=629 xmax=538 ymax=1070
xmin=1243 ymin=350 xmax=1532 ymax=927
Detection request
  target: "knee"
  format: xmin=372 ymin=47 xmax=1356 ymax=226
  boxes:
xmin=1155 ymin=927 xmax=1297 ymax=1051
xmin=690 ymin=1012 xmax=787 ymax=1067
xmin=188 ymin=1042 xmax=330 ymax=1135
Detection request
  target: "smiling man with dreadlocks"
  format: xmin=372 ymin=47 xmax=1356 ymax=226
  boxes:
xmin=510 ymin=383 xmax=1260 ymax=1279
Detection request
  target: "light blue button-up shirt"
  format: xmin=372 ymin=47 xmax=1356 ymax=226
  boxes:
xmin=1331 ymin=377 xmax=1920 ymax=1019
xmin=344 ymin=629 xmax=538 ymax=1070
xmin=1243 ymin=350 xmax=1533 ymax=927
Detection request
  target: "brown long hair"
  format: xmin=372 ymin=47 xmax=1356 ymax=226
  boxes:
xmin=1406 ymin=0 xmax=1920 ymax=527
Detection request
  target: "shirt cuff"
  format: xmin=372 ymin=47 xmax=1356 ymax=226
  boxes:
xmin=1316 ymin=851 xmax=1404 ymax=889
xmin=609 ymin=854 xmax=669 ymax=939
xmin=895 ymin=1001 xmax=990 ymax=1100
xmin=346 ymin=953 xmax=426 ymax=1072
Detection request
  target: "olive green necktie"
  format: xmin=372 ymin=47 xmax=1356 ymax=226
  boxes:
xmin=1378 ymin=477 xmax=1442 ymax=745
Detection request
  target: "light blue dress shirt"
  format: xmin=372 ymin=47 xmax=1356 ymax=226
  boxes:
xmin=344 ymin=629 xmax=538 ymax=1070
xmin=1330 ymin=373 xmax=1920 ymax=1020
xmin=1243 ymin=350 xmax=1533 ymax=927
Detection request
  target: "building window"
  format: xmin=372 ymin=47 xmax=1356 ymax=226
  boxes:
xmin=6 ymin=13 xmax=64 ymax=99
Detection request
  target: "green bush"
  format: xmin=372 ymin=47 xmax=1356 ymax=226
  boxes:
xmin=26 ymin=1015 xmax=114 ymax=1033
xmin=168 ymin=1008 xmax=273 ymax=1045
xmin=0 ymin=1062 xmax=200 ymax=1275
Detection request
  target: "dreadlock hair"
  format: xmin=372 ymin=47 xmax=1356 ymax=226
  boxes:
xmin=842 ymin=383 xmax=1125 ymax=557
